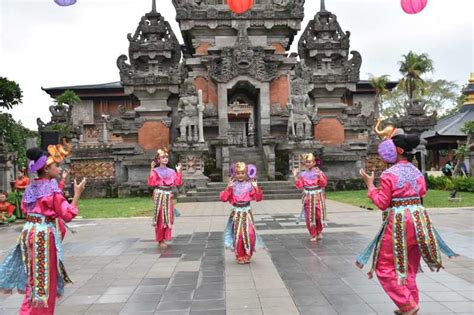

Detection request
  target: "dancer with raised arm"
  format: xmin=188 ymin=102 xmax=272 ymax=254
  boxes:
xmin=0 ymin=142 xmax=86 ymax=315
xmin=220 ymin=162 xmax=264 ymax=264
xmin=293 ymin=153 xmax=328 ymax=241
xmin=356 ymin=120 xmax=458 ymax=315
xmin=148 ymin=148 xmax=183 ymax=249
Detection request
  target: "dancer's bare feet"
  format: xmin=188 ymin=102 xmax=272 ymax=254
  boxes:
xmin=237 ymin=259 xmax=246 ymax=265
xmin=159 ymin=241 xmax=168 ymax=249
xmin=317 ymin=234 xmax=323 ymax=240
xmin=310 ymin=237 xmax=317 ymax=242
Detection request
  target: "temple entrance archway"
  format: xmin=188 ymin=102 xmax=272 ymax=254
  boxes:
xmin=227 ymin=81 xmax=260 ymax=147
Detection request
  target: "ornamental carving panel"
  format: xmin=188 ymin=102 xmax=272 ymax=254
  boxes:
xmin=71 ymin=161 xmax=115 ymax=180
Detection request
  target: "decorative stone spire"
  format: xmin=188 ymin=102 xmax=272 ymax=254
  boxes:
xmin=320 ymin=0 xmax=326 ymax=12
xmin=463 ymin=72 xmax=474 ymax=106
xmin=151 ymin=0 xmax=156 ymax=13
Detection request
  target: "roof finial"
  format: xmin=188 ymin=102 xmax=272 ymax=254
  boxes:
xmin=152 ymin=0 xmax=156 ymax=12
xmin=321 ymin=0 xmax=326 ymax=11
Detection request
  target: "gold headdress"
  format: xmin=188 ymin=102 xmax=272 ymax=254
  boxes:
xmin=235 ymin=162 xmax=247 ymax=172
xmin=46 ymin=139 xmax=73 ymax=166
xmin=156 ymin=147 xmax=169 ymax=158
xmin=375 ymin=118 xmax=397 ymax=140
xmin=303 ymin=153 xmax=316 ymax=162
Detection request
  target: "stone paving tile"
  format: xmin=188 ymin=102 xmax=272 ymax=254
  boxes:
xmin=0 ymin=200 xmax=473 ymax=314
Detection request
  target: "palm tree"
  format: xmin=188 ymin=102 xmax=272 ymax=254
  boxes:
xmin=398 ymin=51 xmax=434 ymax=104
xmin=0 ymin=77 xmax=23 ymax=110
xmin=369 ymin=74 xmax=390 ymax=119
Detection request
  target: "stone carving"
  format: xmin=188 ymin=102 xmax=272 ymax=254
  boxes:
xmin=287 ymin=77 xmax=315 ymax=141
xmin=207 ymin=24 xmax=278 ymax=83
xmin=297 ymin=4 xmax=361 ymax=83
xmin=117 ymin=1 xmax=182 ymax=87
xmin=178 ymin=79 xmax=199 ymax=143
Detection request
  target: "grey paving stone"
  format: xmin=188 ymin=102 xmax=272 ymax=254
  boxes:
xmin=441 ymin=301 xmax=474 ymax=313
xmin=190 ymin=299 xmax=225 ymax=311
xmin=121 ymin=302 xmax=159 ymax=312
xmin=156 ymin=300 xmax=192 ymax=312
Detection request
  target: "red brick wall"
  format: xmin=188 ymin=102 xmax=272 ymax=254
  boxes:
xmin=270 ymin=43 xmax=286 ymax=54
xmin=194 ymin=76 xmax=218 ymax=106
xmin=138 ymin=121 xmax=169 ymax=150
xmin=270 ymin=76 xmax=289 ymax=110
xmin=314 ymin=118 xmax=345 ymax=146
xmin=195 ymin=42 xmax=212 ymax=55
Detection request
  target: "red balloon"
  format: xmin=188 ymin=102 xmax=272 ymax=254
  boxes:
xmin=228 ymin=0 xmax=254 ymax=15
xmin=401 ymin=0 xmax=428 ymax=14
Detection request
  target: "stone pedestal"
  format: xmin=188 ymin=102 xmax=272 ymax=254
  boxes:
xmin=173 ymin=143 xmax=210 ymax=188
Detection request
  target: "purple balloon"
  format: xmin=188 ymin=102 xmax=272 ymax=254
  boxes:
xmin=54 ymin=0 xmax=77 ymax=6
xmin=229 ymin=163 xmax=236 ymax=177
xmin=247 ymin=164 xmax=257 ymax=179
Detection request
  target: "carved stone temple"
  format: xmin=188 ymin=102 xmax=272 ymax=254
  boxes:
xmin=43 ymin=0 xmax=390 ymax=197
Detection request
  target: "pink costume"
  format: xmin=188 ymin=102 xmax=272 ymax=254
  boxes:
xmin=4 ymin=178 xmax=77 ymax=315
xmin=220 ymin=181 xmax=263 ymax=262
xmin=148 ymin=167 xmax=183 ymax=242
xmin=356 ymin=161 xmax=457 ymax=313
xmin=295 ymin=168 xmax=328 ymax=238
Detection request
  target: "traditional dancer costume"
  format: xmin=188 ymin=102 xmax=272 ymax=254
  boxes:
xmin=148 ymin=148 xmax=183 ymax=244
xmin=0 ymin=192 xmax=16 ymax=224
xmin=356 ymin=121 xmax=457 ymax=314
xmin=220 ymin=162 xmax=264 ymax=263
xmin=294 ymin=154 xmax=328 ymax=240
xmin=11 ymin=169 xmax=29 ymax=219
xmin=0 ymin=143 xmax=79 ymax=315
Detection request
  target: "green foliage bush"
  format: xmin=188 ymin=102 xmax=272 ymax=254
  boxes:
xmin=427 ymin=175 xmax=473 ymax=192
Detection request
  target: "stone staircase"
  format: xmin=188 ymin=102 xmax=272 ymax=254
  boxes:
xmin=228 ymin=147 xmax=265 ymax=174
xmin=178 ymin=180 xmax=302 ymax=203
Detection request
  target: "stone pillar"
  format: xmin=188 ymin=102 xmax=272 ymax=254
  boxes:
xmin=259 ymin=83 xmax=271 ymax=137
xmin=218 ymin=84 xmax=229 ymax=137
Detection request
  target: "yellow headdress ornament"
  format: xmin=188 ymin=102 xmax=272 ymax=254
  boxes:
xmin=375 ymin=118 xmax=397 ymax=140
xmin=46 ymin=139 xmax=73 ymax=166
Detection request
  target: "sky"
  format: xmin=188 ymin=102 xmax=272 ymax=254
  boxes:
xmin=1 ymin=0 xmax=473 ymax=130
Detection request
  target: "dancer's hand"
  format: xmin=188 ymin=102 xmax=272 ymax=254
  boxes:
xmin=227 ymin=177 xmax=234 ymax=189
xmin=359 ymin=169 xmax=375 ymax=188
xmin=74 ymin=178 xmax=87 ymax=196
xmin=292 ymin=168 xmax=299 ymax=178
xmin=251 ymin=179 xmax=258 ymax=189
xmin=176 ymin=163 xmax=182 ymax=173
xmin=150 ymin=161 xmax=156 ymax=170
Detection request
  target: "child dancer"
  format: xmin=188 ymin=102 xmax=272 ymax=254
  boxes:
xmin=220 ymin=162 xmax=264 ymax=264
xmin=148 ymin=148 xmax=183 ymax=249
xmin=0 ymin=192 xmax=16 ymax=224
xmin=356 ymin=121 xmax=457 ymax=315
xmin=293 ymin=153 xmax=328 ymax=241
xmin=0 ymin=143 xmax=86 ymax=315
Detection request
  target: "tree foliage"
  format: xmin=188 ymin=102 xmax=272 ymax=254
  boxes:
xmin=382 ymin=79 xmax=460 ymax=118
xmin=0 ymin=77 xmax=23 ymax=110
xmin=368 ymin=74 xmax=390 ymax=119
xmin=398 ymin=51 xmax=434 ymax=102
xmin=0 ymin=113 xmax=38 ymax=166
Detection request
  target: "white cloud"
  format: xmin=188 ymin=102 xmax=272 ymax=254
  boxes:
xmin=1 ymin=0 xmax=472 ymax=129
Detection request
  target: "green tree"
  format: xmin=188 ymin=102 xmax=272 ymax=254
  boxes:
xmin=453 ymin=121 xmax=474 ymax=176
xmin=0 ymin=77 xmax=23 ymax=110
xmin=55 ymin=89 xmax=80 ymax=107
xmin=368 ymin=74 xmax=390 ymax=119
xmin=398 ymin=51 xmax=434 ymax=104
xmin=0 ymin=113 xmax=38 ymax=166
xmin=382 ymin=79 xmax=460 ymax=118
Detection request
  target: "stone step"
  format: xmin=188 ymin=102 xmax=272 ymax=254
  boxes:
xmin=177 ymin=193 xmax=302 ymax=203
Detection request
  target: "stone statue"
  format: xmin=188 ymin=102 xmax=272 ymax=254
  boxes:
xmin=178 ymin=79 xmax=199 ymax=143
xmin=287 ymin=78 xmax=314 ymax=141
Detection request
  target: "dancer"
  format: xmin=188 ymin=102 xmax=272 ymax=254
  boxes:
xmin=220 ymin=162 xmax=264 ymax=264
xmin=11 ymin=167 xmax=30 ymax=219
xmin=293 ymin=153 xmax=328 ymax=241
xmin=356 ymin=121 xmax=457 ymax=315
xmin=0 ymin=191 xmax=16 ymax=224
xmin=148 ymin=148 xmax=183 ymax=248
xmin=0 ymin=143 xmax=86 ymax=315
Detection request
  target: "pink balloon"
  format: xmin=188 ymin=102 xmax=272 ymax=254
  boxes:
xmin=401 ymin=0 xmax=428 ymax=14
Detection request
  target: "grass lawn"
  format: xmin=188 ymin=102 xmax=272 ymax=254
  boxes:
xmin=76 ymin=190 xmax=473 ymax=219
xmin=78 ymin=197 xmax=153 ymax=218
xmin=327 ymin=189 xmax=474 ymax=210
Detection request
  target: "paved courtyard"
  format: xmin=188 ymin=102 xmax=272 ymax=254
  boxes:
xmin=0 ymin=199 xmax=473 ymax=315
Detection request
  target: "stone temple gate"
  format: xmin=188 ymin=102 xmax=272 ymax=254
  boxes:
xmin=43 ymin=0 xmax=399 ymax=197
